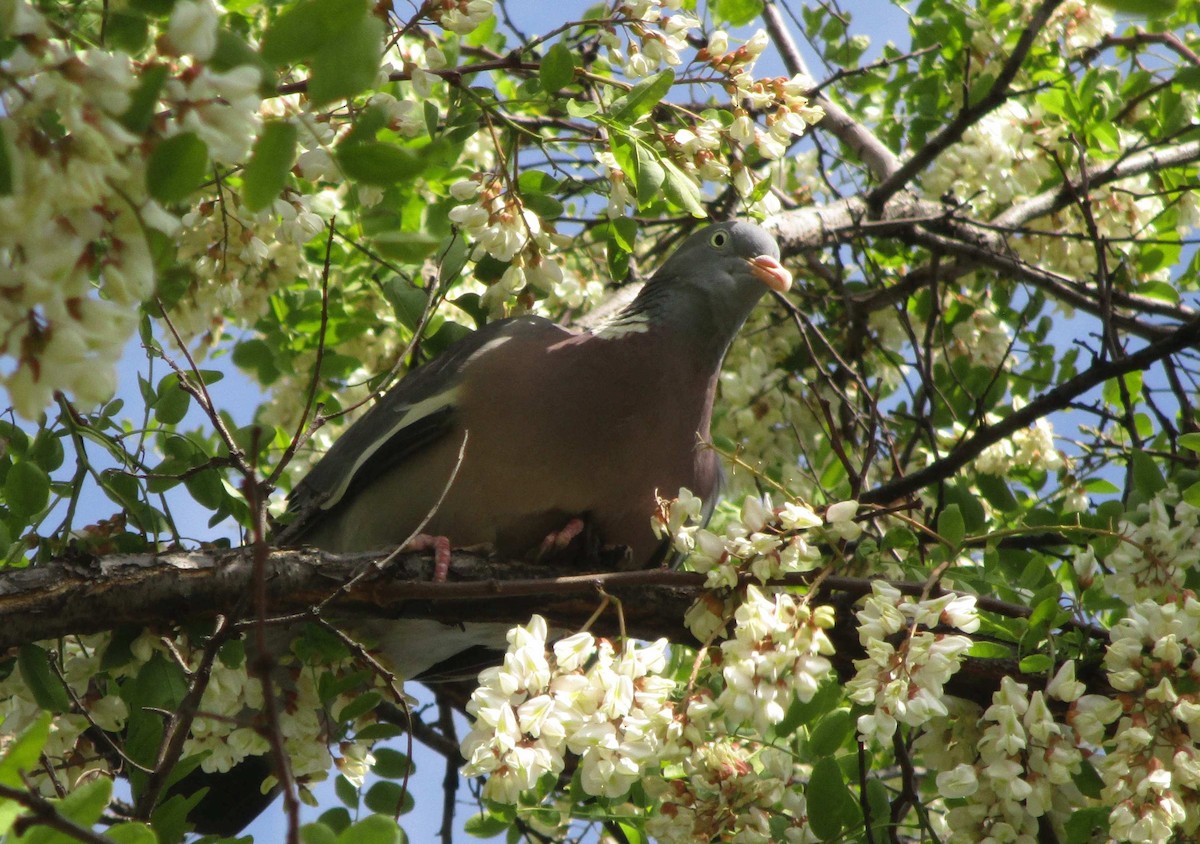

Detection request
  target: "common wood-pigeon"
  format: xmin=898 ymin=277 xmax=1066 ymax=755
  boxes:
xmin=184 ymin=220 xmax=790 ymax=835
xmin=276 ymin=220 xmax=791 ymax=575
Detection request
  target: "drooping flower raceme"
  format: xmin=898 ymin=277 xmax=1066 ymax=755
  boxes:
xmin=846 ymin=581 xmax=977 ymax=747
xmin=717 ymin=585 xmax=835 ymax=734
xmin=460 ymin=616 xmax=678 ymax=802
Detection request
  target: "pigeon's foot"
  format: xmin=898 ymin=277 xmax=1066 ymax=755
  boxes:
xmin=405 ymin=533 xmax=453 ymax=581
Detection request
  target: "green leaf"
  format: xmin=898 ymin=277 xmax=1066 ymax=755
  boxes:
xmin=1073 ymin=758 xmax=1105 ymax=799
xmin=968 ymin=641 xmax=1013 ymax=659
xmin=633 ymin=144 xmax=665 ymax=208
xmin=1083 ymin=477 xmax=1120 ymax=494
xmin=371 ymin=748 xmax=413 ymax=779
xmin=539 ymin=42 xmax=575 ymax=92
xmin=1019 ymin=653 xmax=1054 ymax=674
xmin=806 ymin=757 xmax=851 ymax=841
xmin=1131 ymin=448 xmax=1167 ymax=497
xmin=337 ymin=142 xmax=425 ymax=185
xmin=609 ymin=69 xmax=675 ymax=123
xmin=302 ymin=821 xmax=341 ymax=844
xmin=1093 ymin=0 xmax=1177 ymax=17
xmin=976 ymin=474 xmax=1018 ymax=512
xmin=521 ymin=192 xmax=563 ymax=219
xmin=0 ymin=713 xmax=50 ymax=834
xmin=881 ymin=526 xmax=917 ymax=551
xmin=937 ymin=504 xmax=965 ymax=549
xmin=232 ymin=338 xmax=279 ymax=384
xmin=1064 ymin=807 xmax=1109 ymax=843
xmin=336 ymin=813 xmax=404 ymax=844
xmin=465 ymin=811 xmax=511 ymax=838
xmin=104 ymin=823 xmax=158 ymax=844
xmin=0 ymin=711 xmax=51 ymax=787
xmin=146 ymin=132 xmax=208 ymax=205
xmin=210 ymin=30 xmax=277 ymax=92
xmin=374 ymin=230 xmax=441 ymax=263
xmin=152 ymin=374 xmax=190 ymax=426
xmin=0 ymin=130 xmax=11 ymax=196
xmin=661 ymin=159 xmax=704 ymax=217
xmin=363 ymin=781 xmax=413 ymax=816
xmin=335 ymin=690 xmax=381 ymax=723
xmin=610 ymin=217 xmax=638 ymax=253
xmin=5 ymin=460 xmax=50 ymax=519
xmin=260 ymin=0 xmax=369 ymax=65
xmin=808 ymin=709 xmax=853 ymax=757
xmin=334 ymin=774 xmax=359 ymax=810
xmin=714 ymin=0 xmax=765 ymax=26
xmin=17 ymin=644 xmax=72 ymax=713
xmin=864 ymin=777 xmax=891 ymax=843
xmin=566 ymin=99 xmax=598 ymax=117
xmin=606 ymin=231 xmax=630 ymax=281
xmin=1183 ymin=479 xmax=1200 ymax=508
xmin=105 ymin=10 xmax=151 ymax=53
xmin=1180 ymin=433 xmax=1200 ymax=453
xmin=243 ymin=120 xmax=299 ymax=212
xmin=308 ymin=14 xmax=384 ymax=106
xmin=51 ymin=776 xmax=112 ymax=828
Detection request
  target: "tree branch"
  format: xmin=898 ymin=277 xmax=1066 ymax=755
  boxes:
xmin=761 ymin=0 xmax=902 ymax=183
xmin=869 ymin=0 xmax=1065 ymax=206
xmin=862 ymin=316 xmax=1200 ymax=506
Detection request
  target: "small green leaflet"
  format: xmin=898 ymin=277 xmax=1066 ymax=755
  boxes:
xmin=308 ymin=14 xmax=384 ymax=106
xmin=146 ymin=132 xmax=209 ymax=204
xmin=540 ymin=42 xmax=575 ymax=92
xmin=609 ymin=69 xmax=675 ymax=124
xmin=260 ymin=0 xmax=370 ymax=65
xmin=242 ymin=120 xmax=298 ymax=211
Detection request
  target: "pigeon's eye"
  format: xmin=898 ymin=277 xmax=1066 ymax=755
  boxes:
xmin=709 ymin=231 xmax=729 ymax=248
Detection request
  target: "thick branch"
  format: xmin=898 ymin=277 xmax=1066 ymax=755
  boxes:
xmin=992 ymin=138 xmax=1200 ymax=229
xmin=0 ymin=549 xmax=1113 ymax=709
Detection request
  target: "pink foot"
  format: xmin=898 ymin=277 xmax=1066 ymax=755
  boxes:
xmin=538 ymin=517 xmax=586 ymax=559
xmin=405 ymin=533 xmax=453 ymax=582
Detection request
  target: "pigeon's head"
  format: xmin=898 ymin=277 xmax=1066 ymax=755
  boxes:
xmin=643 ymin=220 xmax=792 ymax=342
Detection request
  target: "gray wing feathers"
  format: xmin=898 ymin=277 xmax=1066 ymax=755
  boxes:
xmin=274 ymin=315 xmax=562 ymax=546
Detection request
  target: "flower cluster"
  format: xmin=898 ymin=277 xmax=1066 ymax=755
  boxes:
xmin=447 ymin=181 xmax=575 ymax=313
xmin=935 ymin=676 xmax=1085 ymax=841
xmin=0 ymin=0 xmax=275 ymax=415
xmin=974 ymin=414 xmax=1065 ymax=478
xmin=0 ymin=635 xmax=129 ymax=796
xmin=432 ymin=0 xmax=494 ymax=35
xmin=1085 ymin=597 xmax=1200 ymax=842
xmin=604 ymin=2 xmax=699 ymax=79
xmin=1076 ymin=488 xmax=1200 ymax=606
xmin=717 ymin=585 xmax=835 ymax=734
xmin=0 ymin=629 xmax=380 ymax=806
xmin=586 ymin=13 xmax=824 ymax=223
xmin=0 ymin=3 xmax=153 ymax=417
xmin=460 ymin=616 xmax=678 ymax=802
xmin=652 ymin=489 xmax=840 ymax=593
xmin=646 ymin=739 xmax=820 ymax=844
xmin=846 ymin=581 xmax=977 ymax=746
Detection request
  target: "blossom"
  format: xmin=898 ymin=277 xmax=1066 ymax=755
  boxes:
xmin=461 ymin=617 xmax=677 ymax=803
xmin=717 ymin=586 xmax=836 ymax=732
xmin=165 ymin=0 xmax=222 ymax=60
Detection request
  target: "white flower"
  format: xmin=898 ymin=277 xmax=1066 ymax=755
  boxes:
xmin=937 ymin=763 xmax=980 ymax=798
xmin=824 ymin=500 xmax=862 ymax=540
xmin=779 ymin=501 xmax=821 ymax=530
xmin=165 ymin=0 xmax=222 ymax=60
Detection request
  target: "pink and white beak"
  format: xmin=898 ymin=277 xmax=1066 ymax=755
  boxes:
xmin=748 ymin=255 xmax=793 ymax=293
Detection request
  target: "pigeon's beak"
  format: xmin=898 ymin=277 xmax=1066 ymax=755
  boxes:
xmin=748 ymin=255 xmax=793 ymax=293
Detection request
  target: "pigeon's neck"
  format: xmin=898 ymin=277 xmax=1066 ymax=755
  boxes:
xmin=596 ymin=277 xmax=764 ymax=368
